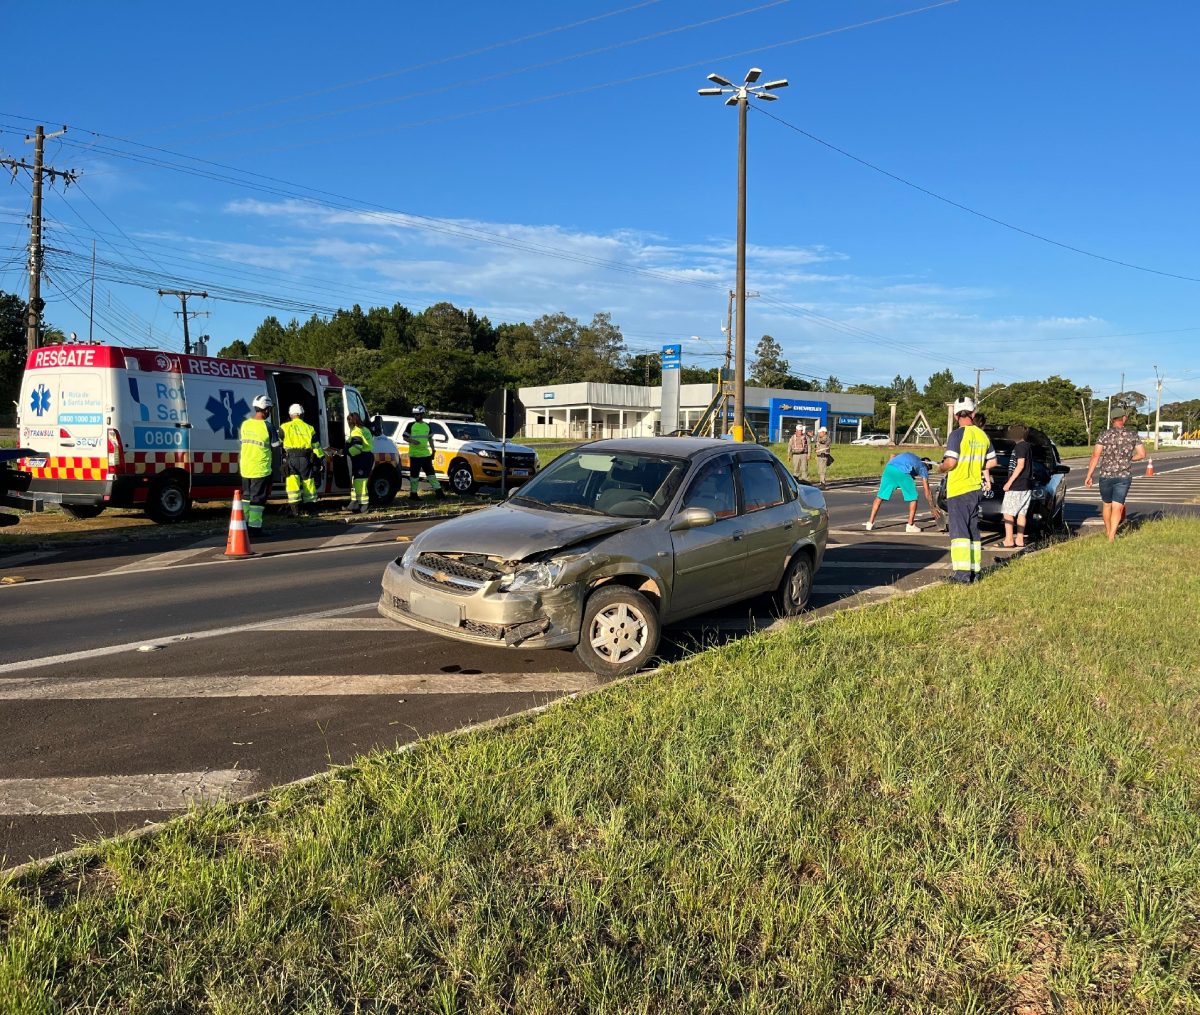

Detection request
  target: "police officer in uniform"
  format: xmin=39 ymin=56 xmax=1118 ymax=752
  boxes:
xmin=344 ymin=411 xmax=374 ymax=513
xmin=403 ymin=405 xmax=445 ymax=501
xmin=238 ymin=394 xmax=281 ymax=532
xmin=280 ymin=403 xmax=324 ymax=516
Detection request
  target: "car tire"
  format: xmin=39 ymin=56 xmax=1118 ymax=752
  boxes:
xmin=369 ymin=465 xmax=399 ymax=507
xmin=145 ymin=475 xmax=190 ymax=523
xmin=62 ymin=504 xmax=105 ymax=520
xmin=448 ymin=459 xmax=476 ymax=495
xmin=574 ymin=585 xmax=660 ymax=677
xmin=774 ymin=551 xmax=814 ymax=616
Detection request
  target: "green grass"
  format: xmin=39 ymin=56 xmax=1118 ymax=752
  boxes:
xmin=767 ymin=441 xmax=924 ymax=481
xmin=5 ymin=519 xmax=1200 ymax=1011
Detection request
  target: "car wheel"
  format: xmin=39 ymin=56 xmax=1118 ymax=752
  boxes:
xmin=448 ymin=460 xmax=476 ymax=495
xmin=574 ymin=585 xmax=660 ymax=677
xmin=145 ymin=475 xmax=190 ymax=523
xmin=774 ymin=551 xmax=813 ymax=616
xmin=369 ymin=465 xmax=399 ymax=507
xmin=62 ymin=504 xmax=105 ymax=520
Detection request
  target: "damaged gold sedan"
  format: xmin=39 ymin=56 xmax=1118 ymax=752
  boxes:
xmin=378 ymin=437 xmax=828 ymax=676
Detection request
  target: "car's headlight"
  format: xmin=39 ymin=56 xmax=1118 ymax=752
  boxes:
xmin=499 ymin=559 xmax=571 ymax=592
xmin=400 ymin=542 xmax=418 ymax=568
xmin=478 ymin=450 xmax=499 ymax=460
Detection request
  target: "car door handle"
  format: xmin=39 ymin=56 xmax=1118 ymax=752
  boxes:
xmin=783 ymin=520 xmax=793 ymax=530
xmin=731 ymin=530 xmax=745 ymax=541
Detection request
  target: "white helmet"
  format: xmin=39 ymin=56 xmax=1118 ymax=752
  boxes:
xmin=412 ymin=404 xmax=427 ymax=416
xmin=252 ymin=394 xmax=274 ymax=411
xmin=952 ymin=396 xmax=976 ymax=416
xmin=288 ymin=403 xmax=304 ymax=417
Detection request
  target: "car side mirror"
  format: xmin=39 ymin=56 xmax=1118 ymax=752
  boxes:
xmin=434 ymin=433 xmax=447 ymax=443
xmin=670 ymin=506 xmax=716 ymax=531
xmin=1052 ymin=463 xmax=1071 ymax=475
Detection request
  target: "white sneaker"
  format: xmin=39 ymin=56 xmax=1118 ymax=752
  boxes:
xmin=863 ymin=522 xmax=873 ymax=531
xmin=905 ymin=524 xmax=921 ymax=534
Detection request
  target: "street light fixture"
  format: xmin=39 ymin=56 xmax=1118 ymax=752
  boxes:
xmin=699 ymin=67 xmax=787 ymax=441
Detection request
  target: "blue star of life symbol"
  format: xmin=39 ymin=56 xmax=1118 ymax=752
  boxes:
xmin=30 ymin=383 xmax=51 ymax=417
xmin=205 ymin=389 xmax=250 ymax=440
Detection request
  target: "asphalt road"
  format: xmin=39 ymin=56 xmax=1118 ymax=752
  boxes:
xmin=3 ymin=449 xmax=1197 ymax=868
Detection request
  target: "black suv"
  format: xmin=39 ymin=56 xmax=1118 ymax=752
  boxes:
xmin=935 ymin=426 xmax=1070 ymax=535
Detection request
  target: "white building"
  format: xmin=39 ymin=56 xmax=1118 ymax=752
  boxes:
xmin=519 ymin=382 xmax=875 ymax=443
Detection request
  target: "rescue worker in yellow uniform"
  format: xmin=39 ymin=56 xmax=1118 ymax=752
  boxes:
xmin=238 ymin=394 xmax=281 ymax=532
xmin=936 ymin=396 xmax=997 ymax=583
xmin=280 ymin=403 xmax=324 ymax=516
xmin=344 ymin=411 xmax=374 ymax=514
xmin=403 ymin=405 xmax=445 ymax=501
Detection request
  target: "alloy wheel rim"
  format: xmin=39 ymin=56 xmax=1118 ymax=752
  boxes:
xmin=590 ymin=602 xmax=647 ymax=663
xmin=790 ymin=563 xmax=810 ymax=604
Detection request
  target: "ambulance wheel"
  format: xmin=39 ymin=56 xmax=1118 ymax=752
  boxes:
xmin=448 ymin=460 xmax=476 ymax=495
xmin=62 ymin=504 xmax=105 ymax=520
xmin=369 ymin=465 xmax=399 ymax=507
xmin=146 ymin=475 xmax=191 ymax=523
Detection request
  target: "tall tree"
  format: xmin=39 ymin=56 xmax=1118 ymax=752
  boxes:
xmin=750 ymin=334 xmax=790 ymax=388
xmin=412 ymin=301 xmax=471 ymax=351
xmin=0 ymin=291 xmax=28 ymax=426
xmin=823 ymin=374 xmax=844 ymax=393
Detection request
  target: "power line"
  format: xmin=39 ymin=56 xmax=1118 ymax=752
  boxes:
xmin=753 ymin=105 xmax=1200 ymax=285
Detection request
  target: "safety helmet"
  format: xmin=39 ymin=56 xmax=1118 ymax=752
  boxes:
xmin=412 ymin=404 xmax=427 ymax=416
xmin=252 ymin=394 xmax=274 ymax=411
xmin=952 ymin=396 xmax=976 ymax=417
xmin=288 ymin=403 xmax=304 ymax=417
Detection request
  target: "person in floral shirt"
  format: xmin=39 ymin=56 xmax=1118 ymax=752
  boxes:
xmin=1083 ymin=407 xmax=1146 ymax=542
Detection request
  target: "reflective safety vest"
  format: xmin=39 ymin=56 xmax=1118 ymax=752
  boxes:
xmin=946 ymin=424 xmax=992 ymax=498
xmin=347 ymin=424 xmax=374 ymax=458
xmin=238 ymin=417 xmax=276 ymax=478
xmin=281 ymin=418 xmax=324 ymax=457
xmin=407 ymin=420 xmax=432 ymax=458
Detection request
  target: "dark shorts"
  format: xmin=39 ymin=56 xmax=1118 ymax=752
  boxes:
xmin=1099 ymin=475 xmax=1132 ymax=504
xmin=241 ymin=474 xmax=271 ymax=505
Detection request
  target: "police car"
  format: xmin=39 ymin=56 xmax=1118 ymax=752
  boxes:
xmin=381 ymin=414 xmax=539 ymax=495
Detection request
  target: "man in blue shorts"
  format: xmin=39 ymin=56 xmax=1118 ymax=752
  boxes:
xmin=1084 ymin=406 xmax=1145 ymax=542
xmin=865 ymin=451 xmax=943 ymax=533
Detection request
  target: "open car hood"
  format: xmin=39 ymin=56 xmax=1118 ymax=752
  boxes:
xmin=413 ymin=502 xmax=641 ymax=561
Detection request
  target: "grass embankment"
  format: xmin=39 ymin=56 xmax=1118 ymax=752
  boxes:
xmin=6 ymin=519 xmax=1200 ymax=1011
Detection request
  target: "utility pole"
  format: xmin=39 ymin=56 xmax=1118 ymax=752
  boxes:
xmin=158 ymin=290 xmax=209 ymax=355
xmin=699 ymin=68 xmax=787 ymax=441
xmin=1 ymin=125 xmax=76 ymax=353
xmin=1153 ymin=365 xmax=1163 ymax=450
xmin=972 ymin=366 xmax=995 ymax=403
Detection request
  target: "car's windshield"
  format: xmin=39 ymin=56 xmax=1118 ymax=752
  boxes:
xmin=447 ymin=422 xmax=496 ymax=441
xmin=512 ymin=449 xmax=688 ymax=519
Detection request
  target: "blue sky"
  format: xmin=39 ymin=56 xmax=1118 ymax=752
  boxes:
xmin=2 ymin=0 xmax=1198 ymax=405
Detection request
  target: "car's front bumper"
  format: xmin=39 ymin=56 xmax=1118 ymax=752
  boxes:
xmin=377 ymin=559 xmax=584 ymax=650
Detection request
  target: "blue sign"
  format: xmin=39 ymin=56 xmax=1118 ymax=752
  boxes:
xmin=661 ymin=344 xmax=681 ymax=371
xmin=61 ymin=412 xmax=103 ymax=426
xmin=543 ymin=392 xmax=555 ymax=400
xmin=30 ymin=383 xmax=51 ymax=417
xmin=838 ymin=416 xmax=861 ymax=426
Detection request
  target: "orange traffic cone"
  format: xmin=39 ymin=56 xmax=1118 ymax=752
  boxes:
xmin=1145 ymin=457 xmax=1155 ymax=478
xmin=224 ymin=491 xmax=254 ymax=557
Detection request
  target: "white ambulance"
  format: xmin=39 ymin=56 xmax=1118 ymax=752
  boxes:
xmin=16 ymin=343 xmax=403 ymax=521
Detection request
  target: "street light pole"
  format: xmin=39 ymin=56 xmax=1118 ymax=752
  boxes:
xmin=700 ymin=68 xmax=787 ymax=441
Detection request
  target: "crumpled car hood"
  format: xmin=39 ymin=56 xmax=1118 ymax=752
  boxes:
xmin=414 ymin=503 xmax=641 ymax=560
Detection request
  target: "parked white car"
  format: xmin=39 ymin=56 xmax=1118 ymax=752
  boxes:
xmin=850 ymin=433 xmax=891 ymax=446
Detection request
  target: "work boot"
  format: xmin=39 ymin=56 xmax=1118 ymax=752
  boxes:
xmin=342 ymin=502 xmax=356 ymax=513
xmin=409 ymin=492 xmax=420 ymax=501
xmin=435 ymin=489 xmax=446 ymax=499
xmin=288 ymin=504 xmax=300 ymax=518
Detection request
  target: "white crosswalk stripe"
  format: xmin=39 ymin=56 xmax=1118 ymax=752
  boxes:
xmin=1068 ymin=463 xmax=1200 ymax=504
